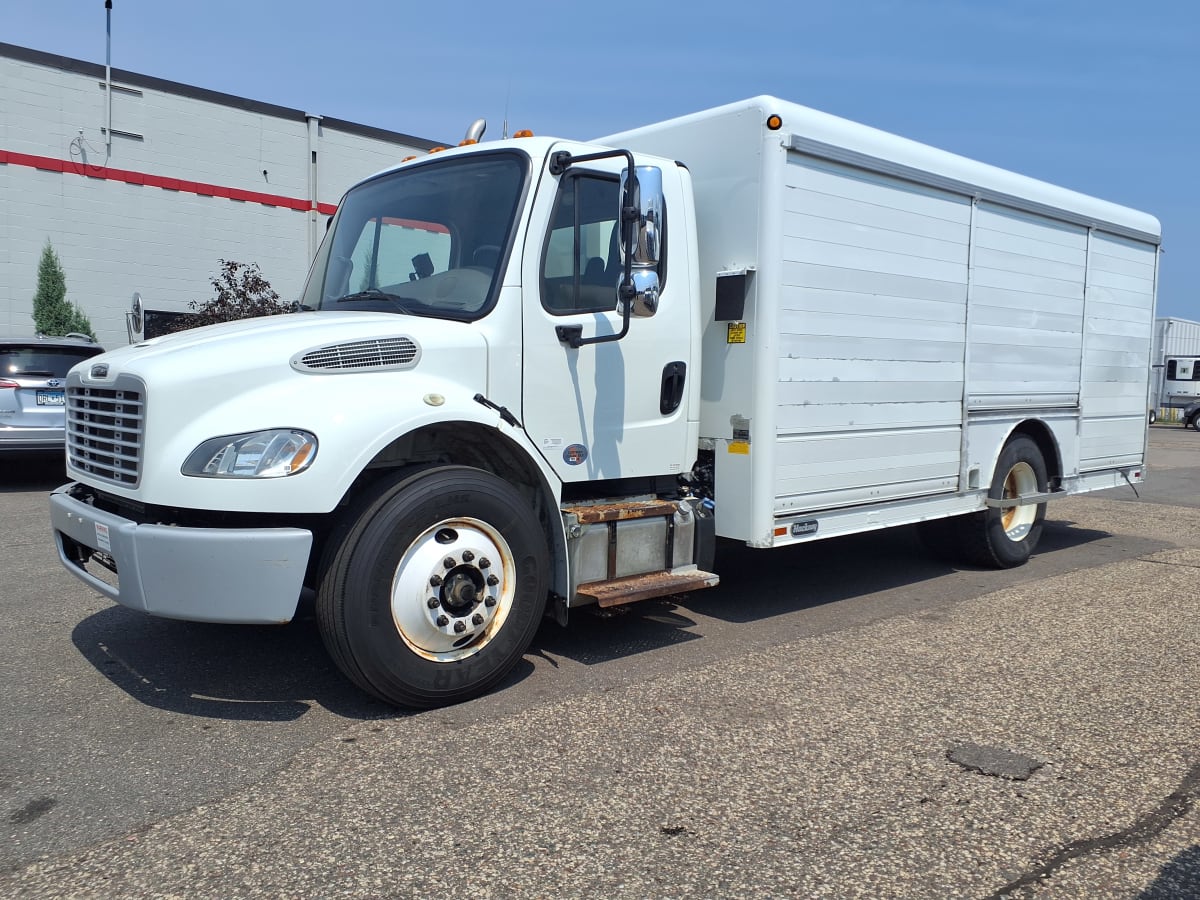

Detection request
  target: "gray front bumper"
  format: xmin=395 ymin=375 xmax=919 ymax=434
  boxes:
xmin=50 ymin=485 xmax=312 ymax=624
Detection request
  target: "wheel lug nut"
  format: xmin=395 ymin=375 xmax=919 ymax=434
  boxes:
xmin=471 ymin=613 xmax=484 ymax=625
xmin=462 ymin=550 xmax=475 ymax=562
xmin=478 ymin=557 xmax=490 ymax=569
xmin=430 ymin=574 xmax=443 ymax=587
xmin=427 ymin=597 xmax=440 ymax=609
xmin=485 ymin=596 xmax=497 ymax=608
xmin=443 ymin=557 xmax=455 ymax=570
xmin=436 ymin=615 xmax=449 ymax=627
xmin=453 ymin=620 xmax=467 ymax=633
xmin=486 ymin=574 xmax=499 ymax=586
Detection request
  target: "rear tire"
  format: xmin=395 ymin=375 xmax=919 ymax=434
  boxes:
xmin=960 ymin=436 xmax=1048 ymax=569
xmin=316 ymin=466 xmax=548 ymax=708
xmin=1191 ymin=415 xmax=1200 ymax=432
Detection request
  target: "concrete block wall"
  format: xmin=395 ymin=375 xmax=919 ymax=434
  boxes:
xmin=0 ymin=43 xmax=439 ymax=348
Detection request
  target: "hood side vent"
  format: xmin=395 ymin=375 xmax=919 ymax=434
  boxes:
xmin=292 ymin=337 xmax=421 ymax=374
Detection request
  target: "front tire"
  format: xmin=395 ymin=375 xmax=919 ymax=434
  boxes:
xmin=1191 ymin=414 xmax=1200 ymax=432
xmin=317 ymin=466 xmax=548 ymax=708
xmin=961 ymin=436 xmax=1048 ymax=569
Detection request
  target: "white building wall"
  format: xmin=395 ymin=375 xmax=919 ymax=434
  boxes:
xmin=0 ymin=43 xmax=439 ymax=348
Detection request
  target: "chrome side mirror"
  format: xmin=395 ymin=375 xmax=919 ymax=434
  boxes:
xmin=620 ymin=166 xmax=662 ymax=267
xmin=619 ymin=166 xmax=663 ymax=318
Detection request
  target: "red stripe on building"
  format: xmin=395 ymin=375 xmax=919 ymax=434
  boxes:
xmin=0 ymin=149 xmax=338 ymax=216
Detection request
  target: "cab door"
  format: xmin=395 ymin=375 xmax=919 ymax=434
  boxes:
xmin=519 ymin=144 xmax=693 ymax=484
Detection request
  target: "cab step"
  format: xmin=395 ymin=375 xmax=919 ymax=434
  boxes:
xmin=576 ymin=568 xmax=720 ymax=608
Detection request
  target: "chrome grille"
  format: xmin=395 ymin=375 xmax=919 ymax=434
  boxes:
xmin=293 ymin=337 xmax=420 ymax=373
xmin=66 ymin=377 xmax=145 ymax=487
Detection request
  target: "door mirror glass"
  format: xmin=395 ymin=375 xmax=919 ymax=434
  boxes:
xmin=619 ymin=166 xmax=663 ymax=318
xmin=620 ymin=166 xmax=663 ymax=268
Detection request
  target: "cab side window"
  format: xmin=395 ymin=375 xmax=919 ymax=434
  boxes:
xmin=541 ymin=174 xmax=621 ymax=315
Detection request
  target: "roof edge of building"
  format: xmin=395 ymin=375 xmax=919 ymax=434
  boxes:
xmin=0 ymin=41 xmax=444 ymax=151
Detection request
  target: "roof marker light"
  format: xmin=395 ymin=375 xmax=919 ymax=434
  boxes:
xmin=513 ymin=129 xmax=534 ymax=138
xmin=766 ymin=114 xmax=783 ymax=131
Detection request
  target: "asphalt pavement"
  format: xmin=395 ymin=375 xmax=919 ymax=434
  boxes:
xmin=1 ymin=426 xmax=1198 ymax=898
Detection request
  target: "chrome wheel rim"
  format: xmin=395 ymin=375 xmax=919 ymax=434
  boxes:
xmin=390 ymin=517 xmax=515 ymax=662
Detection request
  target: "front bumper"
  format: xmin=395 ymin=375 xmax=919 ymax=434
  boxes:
xmin=50 ymin=484 xmax=313 ymax=624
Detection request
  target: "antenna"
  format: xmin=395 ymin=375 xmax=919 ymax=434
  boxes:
xmin=502 ymin=81 xmax=511 ymax=140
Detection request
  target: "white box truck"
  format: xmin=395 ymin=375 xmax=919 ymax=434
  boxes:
xmin=50 ymin=97 xmax=1160 ymax=707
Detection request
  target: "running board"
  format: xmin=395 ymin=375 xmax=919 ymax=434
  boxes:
xmin=576 ymin=569 xmax=720 ymax=608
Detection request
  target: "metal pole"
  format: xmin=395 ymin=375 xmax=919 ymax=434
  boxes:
xmin=105 ymin=0 xmax=113 ymax=158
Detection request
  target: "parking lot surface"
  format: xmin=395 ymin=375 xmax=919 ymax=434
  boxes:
xmin=1 ymin=427 xmax=1198 ymax=898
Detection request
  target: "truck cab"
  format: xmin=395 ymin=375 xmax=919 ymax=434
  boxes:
xmin=50 ymin=134 xmax=715 ymax=709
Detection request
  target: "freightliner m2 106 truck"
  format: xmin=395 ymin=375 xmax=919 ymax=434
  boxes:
xmin=51 ymin=97 xmax=1160 ymax=708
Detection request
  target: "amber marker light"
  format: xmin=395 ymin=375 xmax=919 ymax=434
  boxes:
xmin=766 ymin=114 xmax=783 ymax=131
xmin=513 ymin=129 xmax=534 ymax=138
xmin=459 ymin=139 xmax=478 ymax=146
xmin=428 ymin=146 xmax=447 ymax=153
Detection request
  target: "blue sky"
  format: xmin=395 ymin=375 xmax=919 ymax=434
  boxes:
xmin=8 ymin=0 xmax=1199 ymax=321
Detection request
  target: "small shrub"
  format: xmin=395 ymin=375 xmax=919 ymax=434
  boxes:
xmin=161 ymin=260 xmax=292 ymax=333
xmin=32 ymin=241 xmax=96 ymax=339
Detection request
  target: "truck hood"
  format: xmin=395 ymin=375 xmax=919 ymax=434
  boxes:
xmin=89 ymin=311 xmax=480 ymax=374
xmin=66 ymin=311 xmax=494 ymax=511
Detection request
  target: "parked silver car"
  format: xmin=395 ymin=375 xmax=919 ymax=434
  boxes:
xmin=0 ymin=334 xmax=104 ymax=453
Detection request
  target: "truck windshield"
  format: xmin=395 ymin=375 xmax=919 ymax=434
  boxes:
xmin=302 ymin=151 xmax=527 ymax=320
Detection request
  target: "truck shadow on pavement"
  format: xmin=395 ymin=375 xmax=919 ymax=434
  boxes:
xmin=68 ymin=516 xmax=1147 ymax=717
xmin=685 ymin=518 xmax=1123 ymax=624
xmin=70 ymin=601 xmax=399 ymax=722
xmin=534 ymin=516 xmax=1148 ymax=666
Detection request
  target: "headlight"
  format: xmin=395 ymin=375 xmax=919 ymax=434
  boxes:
xmin=182 ymin=429 xmax=318 ymax=478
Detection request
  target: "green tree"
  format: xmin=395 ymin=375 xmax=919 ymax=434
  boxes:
xmin=162 ymin=259 xmax=292 ymax=333
xmin=32 ymin=241 xmax=95 ymax=338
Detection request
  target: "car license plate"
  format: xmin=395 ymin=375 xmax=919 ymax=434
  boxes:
xmin=37 ymin=390 xmax=65 ymax=406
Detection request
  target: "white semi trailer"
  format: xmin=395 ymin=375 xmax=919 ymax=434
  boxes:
xmin=50 ymin=97 xmax=1160 ymax=707
xmin=1160 ymin=356 xmax=1200 ymax=409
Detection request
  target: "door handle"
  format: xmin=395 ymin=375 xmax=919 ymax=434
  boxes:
xmin=660 ymin=361 xmax=686 ymax=415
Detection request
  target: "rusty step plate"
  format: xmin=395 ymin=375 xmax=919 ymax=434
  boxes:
xmin=562 ymin=499 xmax=680 ymax=525
xmin=577 ymin=569 xmax=720 ymax=608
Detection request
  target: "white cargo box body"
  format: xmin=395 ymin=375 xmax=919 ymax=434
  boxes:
xmin=604 ymin=97 xmax=1161 ymax=547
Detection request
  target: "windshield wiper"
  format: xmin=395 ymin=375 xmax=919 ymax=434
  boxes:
xmin=334 ymin=288 xmax=413 ymax=313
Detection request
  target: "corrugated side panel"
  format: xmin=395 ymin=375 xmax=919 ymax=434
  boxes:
xmin=1080 ymin=233 xmax=1156 ymax=469
xmin=776 ymin=154 xmax=969 ymax=512
xmin=968 ymin=204 xmax=1087 ymax=406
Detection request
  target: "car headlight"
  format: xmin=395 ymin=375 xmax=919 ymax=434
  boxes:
xmin=182 ymin=429 xmax=317 ymax=478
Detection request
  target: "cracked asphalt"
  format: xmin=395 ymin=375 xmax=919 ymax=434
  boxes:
xmin=2 ymin=426 xmax=1198 ymax=898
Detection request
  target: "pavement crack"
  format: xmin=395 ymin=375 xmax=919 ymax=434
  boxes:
xmin=984 ymin=760 xmax=1200 ymax=898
